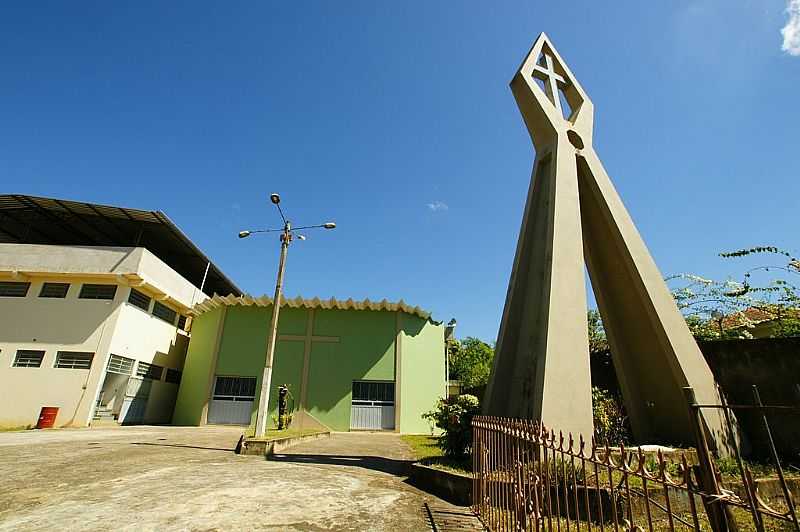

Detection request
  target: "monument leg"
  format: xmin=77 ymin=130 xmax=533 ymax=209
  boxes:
xmin=577 ymin=150 xmax=730 ymax=450
xmin=485 ymin=135 xmax=593 ymax=439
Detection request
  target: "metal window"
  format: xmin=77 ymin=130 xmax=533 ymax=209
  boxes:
xmin=13 ymin=350 xmax=44 ymax=368
xmin=107 ymin=354 xmax=135 ymax=375
xmin=79 ymin=284 xmax=117 ymax=300
xmin=152 ymin=301 xmax=177 ymax=324
xmin=165 ymin=368 xmax=182 ymax=384
xmin=352 ymin=381 xmax=395 ymax=405
xmin=0 ymin=282 xmax=31 ymax=297
xmin=177 ymin=315 xmax=187 ymax=331
xmin=136 ymin=361 xmax=163 ymax=381
xmin=213 ymin=376 xmax=257 ymax=401
xmin=127 ymin=288 xmax=151 ymax=311
xmin=39 ymin=282 xmax=70 ymax=298
xmin=54 ymin=351 xmax=93 ymax=369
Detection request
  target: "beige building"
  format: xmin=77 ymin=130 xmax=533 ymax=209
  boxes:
xmin=0 ymin=195 xmax=239 ymax=429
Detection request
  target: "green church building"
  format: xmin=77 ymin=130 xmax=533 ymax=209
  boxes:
xmin=173 ymin=295 xmax=446 ymax=433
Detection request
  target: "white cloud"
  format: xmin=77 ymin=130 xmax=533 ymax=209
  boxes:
xmin=426 ymin=201 xmax=448 ymax=212
xmin=782 ymin=0 xmax=800 ymax=56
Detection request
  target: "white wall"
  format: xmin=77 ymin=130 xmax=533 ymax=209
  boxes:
xmin=0 ymin=244 xmax=208 ymax=428
xmin=0 ymin=279 xmax=124 ymax=428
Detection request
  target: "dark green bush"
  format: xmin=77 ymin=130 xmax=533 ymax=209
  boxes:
xmin=422 ymin=394 xmax=480 ymax=459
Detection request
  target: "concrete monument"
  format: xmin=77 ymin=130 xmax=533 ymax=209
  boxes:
xmin=484 ymin=33 xmax=729 ymax=450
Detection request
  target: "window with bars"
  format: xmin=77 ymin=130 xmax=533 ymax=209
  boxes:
xmin=213 ymin=376 xmax=257 ymax=401
xmin=165 ymin=368 xmax=182 ymax=384
xmin=136 ymin=361 xmax=163 ymax=380
xmin=39 ymin=282 xmax=70 ymax=298
xmin=177 ymin=315 xmax=188 ymax=331
xmin=127 ymin=288 xmax=151 ymax=311
xmin=152 ymin=301 xmax=177 ymax=324
xmin=352 ymin=381 xmax=395 ymax=405
xmin=79 ymin=284 xmax=117 ymax=300
xmin=107 ymin=354 xmax=135 ymax=375
xmin=0 ymin=282 xmax=31 ymax=297
xmin=54 ymin=351 xmax=93 ymax=369
xmin=13 ymin=350 xmax=45 ymax=368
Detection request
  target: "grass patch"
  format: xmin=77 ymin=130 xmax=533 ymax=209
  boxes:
xmin=402 ymin=434 xmax=443 ymax=459
xmin=716 ymin=456 xmax=800 ymax=480
xmin=0 ymin=425 xmax=33 ymax=432
xmin=402 ymin=434 xmax=471 ymax=475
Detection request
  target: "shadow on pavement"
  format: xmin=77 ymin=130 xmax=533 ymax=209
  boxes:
xmin=270 ymin=453 xmax=414 ymax=476
xmin=424 ymin=502 xmax=485 ymax=531
xmin=130 ymin=442 xmax=237 ymax=452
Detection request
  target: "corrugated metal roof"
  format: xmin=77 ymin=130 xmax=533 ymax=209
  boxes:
xmin=192 ymin=294 xmax=433 ymax=320
xmin=0 ymin=194 xmax=241 ymax=297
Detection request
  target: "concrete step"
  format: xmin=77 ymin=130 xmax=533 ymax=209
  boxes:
xmin=93 ymin=408 xmax=117 ymax=421
xmin=90 ymin=419 xmax=120 ymax=427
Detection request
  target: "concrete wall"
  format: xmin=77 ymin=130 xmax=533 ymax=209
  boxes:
xmin=699 ymin=338 xmax=800 ymax=460
xmin=591 ymin=337 xmax=800 ymax=458
xmin=0 ymin=244 xmax=203 ymax=428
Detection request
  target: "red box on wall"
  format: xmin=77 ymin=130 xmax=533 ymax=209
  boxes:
xmin=36 ymin=407 xmax=59 ymax=429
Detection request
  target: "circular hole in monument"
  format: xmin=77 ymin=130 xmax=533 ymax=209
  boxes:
xmin=567 ymin=130 xmax=584 ymax=150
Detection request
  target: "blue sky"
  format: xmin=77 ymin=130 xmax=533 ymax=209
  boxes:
xmin=2 ymin=1 xmax=798 ymax=342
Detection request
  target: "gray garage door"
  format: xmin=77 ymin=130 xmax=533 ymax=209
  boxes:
xmin=207 ymin=376 xmax=256 ymax=425
xmin=350 ymin=380 xmax=395 ymax=430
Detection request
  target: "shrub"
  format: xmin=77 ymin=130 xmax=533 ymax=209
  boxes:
xmin=422 ymin=394 xmax=480 ymax=458
xmin=592 ymin=386 xmax=629 ymax=445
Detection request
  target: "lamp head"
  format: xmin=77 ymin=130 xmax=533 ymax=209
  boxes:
xmin=238 ymin=230 xmax=251 ymax=239
xmin=323 ymin=222 xmax=336 ymax=229
xmin=297 ymin=234 xmax=306 ymax=241
xmin=270 ymin=193 xmax=281 ymax=205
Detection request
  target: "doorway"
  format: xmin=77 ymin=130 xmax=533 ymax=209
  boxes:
xmin=350 ymin=380 xmax=395 ymax=430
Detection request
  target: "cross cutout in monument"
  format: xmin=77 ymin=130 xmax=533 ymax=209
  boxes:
xmin=484 ymin=33 xmax=733 ymax=453
xmin=532 ymin=51 xmax=570 ymax=119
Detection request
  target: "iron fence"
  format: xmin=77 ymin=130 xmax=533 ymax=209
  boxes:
xmin=472 ymin=387 xmax=799 ymax=532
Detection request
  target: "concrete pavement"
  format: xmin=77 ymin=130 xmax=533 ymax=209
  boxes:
xmin=0 ymin=426 xmax=474 ymax=531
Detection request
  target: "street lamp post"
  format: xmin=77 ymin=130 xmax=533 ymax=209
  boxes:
xmin=239 ymin=193 xmax=335 ymax=438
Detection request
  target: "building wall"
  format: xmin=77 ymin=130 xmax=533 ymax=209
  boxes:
xmin=174 ymin=304 xmax=445 ymax=433
xmin=0 ymin=244 xmax=205 ymax=307
xmin=0 ymin=244 xmax=203 ymax=428
xmin=399 ymin=313 xmax=446 ymax=434
xmin=173 ymin=307 xmax=226 ymax=426
xmin=307 ymin=309 xmax=396 ymax=431
xmin=0 ymin=278 xmax=124 ymax=428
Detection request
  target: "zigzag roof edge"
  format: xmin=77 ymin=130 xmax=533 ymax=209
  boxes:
xmin=191 ymin=293 xmax=435 ymax=320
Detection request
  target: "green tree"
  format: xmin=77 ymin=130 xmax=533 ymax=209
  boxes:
xmin=667 ymin=245 xmax=800 ymax=340
xmin=587 ymin=309 xmax=608 ymax=353
xmin=448 ymin=337 xmax=495 ymax=390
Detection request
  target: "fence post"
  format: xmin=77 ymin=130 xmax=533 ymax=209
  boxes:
xmin=682 ymin=387 xmax=735 ymax=532
xmin=718 ymin=390 xmax=764 ymax=532
xmin=751 ymin=385 xmax=799 ymax=530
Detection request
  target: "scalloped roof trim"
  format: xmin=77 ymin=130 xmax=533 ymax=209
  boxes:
xmin=191 ymin=294 xmax=432 ymax=320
